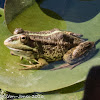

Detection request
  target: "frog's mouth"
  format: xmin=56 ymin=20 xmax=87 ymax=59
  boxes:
xmin=7 ymin=46 xmax=22 ymax=51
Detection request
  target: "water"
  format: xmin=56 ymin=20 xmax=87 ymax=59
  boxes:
xmin=0 ymin=0 xmax=5 ymax=8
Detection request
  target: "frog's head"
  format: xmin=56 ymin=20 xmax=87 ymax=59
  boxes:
xmin=4 ymin=34 xmax=33 ymax=51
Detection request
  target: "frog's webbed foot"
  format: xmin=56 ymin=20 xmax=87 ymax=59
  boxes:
xmin=19 ymin=58 xmax=48 ymax=70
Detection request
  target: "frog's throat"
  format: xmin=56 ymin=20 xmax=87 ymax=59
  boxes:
xmin=7 ymin=46 xmax=22 ymax=51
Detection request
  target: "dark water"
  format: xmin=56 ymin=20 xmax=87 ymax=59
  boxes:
xmin=0 ymin=0 xmax=5 ymax=8
xmin=36 ymin=0 xmax=100 ymax=23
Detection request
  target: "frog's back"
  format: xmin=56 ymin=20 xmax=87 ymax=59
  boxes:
xmin=29 ymin=31 xmax=83 ymax=47
xmin=29 ymin=31 xmax=83 ymax=62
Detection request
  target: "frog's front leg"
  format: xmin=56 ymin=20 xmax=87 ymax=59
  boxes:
xmin=52 ymin=41 xmax=95 ymax=70
xmin=19 ymin=58 xmax=48 ymax=70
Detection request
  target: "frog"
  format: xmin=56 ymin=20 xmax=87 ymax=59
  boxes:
xmin=4 ymin=28 xmax=95 ymax=70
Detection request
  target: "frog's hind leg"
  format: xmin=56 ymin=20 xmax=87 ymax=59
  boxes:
xmin=64 ymin=41 xmax=95 ymax=69
xmin=51 ymin=41 xmax=95 ymax=70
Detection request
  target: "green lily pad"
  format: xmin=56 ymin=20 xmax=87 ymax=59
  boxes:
xmin=1 ymin=0 xmax=100 ymax=93
xmin=14 ymin=91 xmax=83 ymax=100
xmin=12 ymin=82 xmax=84 ymax=100
xmin=5 ymin=0 xmax=66 ymax=32
xmin=6 ymin=82 xmax=84 ymax=100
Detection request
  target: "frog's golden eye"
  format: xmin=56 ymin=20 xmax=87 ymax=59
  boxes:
xmin=20 ymin=35 xmax=28 ymax=43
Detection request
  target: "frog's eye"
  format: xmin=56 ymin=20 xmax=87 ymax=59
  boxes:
xmin=20 ymin=35 xmax=28 ymax=43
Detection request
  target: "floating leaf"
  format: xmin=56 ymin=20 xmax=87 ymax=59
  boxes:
xmin=5 ymin=0 xmax=66 ymax=32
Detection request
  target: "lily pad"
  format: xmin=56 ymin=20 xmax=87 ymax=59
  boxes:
xmin=11 ymin=82 xmax=84 ymax=100
xmin=1 ymin=0 xmax=100 ymax=93
xmin=5 ymin=0 xmax=66 ymax=32
xmin=8 ymin=82 xmax=84 ymax=100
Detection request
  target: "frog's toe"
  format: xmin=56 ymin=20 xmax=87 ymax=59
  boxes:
xmin=20 ymin=63 xmax=32 ymax=67
xmin=51 ymin=62 xmax=82 ymax=71
xmin=19 ymin=58 xmax=48 ymax=70
xmin=69 ymin=62 xmax=82 ymax=69
xmin=19 ymin=64 xmax=38 ymax=69
xmin=51 ymin=63 xmax=70 ymax=71
xmin=29 ymin=61 xmax=33 ymax=64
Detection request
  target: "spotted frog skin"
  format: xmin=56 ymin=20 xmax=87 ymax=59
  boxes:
xmin=4 ymin=28 xmax=95 ymax=70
